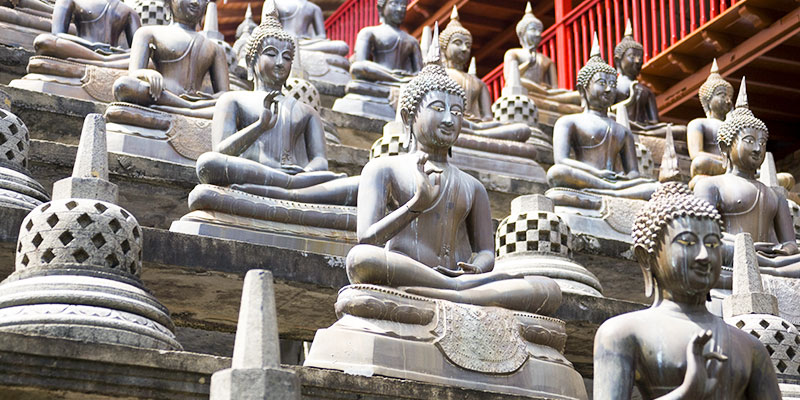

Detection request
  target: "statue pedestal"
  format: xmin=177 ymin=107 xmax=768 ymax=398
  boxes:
xmin=305 ymin=285 xmax=588 ymax=400
xmin=546 ymin=188 xmax=647 ymax=246
xmin=170 ymin=185 xmax=357 ymax=257
xmin=332 ymin=80 xmax=397 ymax=121
xmin=10 ymin=56 xmax=127 ymax=103
xmin=104 ymin=103 xmax=212 ymax=166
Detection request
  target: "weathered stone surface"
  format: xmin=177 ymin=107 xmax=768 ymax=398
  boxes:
xmin=211 ymin=270 xmax=300 ymax=400
xmin=510 ymin=194 xmax=555 ymax=214
xmin=51 ymin=114 xmax=118 ymax=203
xmin=723 ymin=232 xmax=779 ymax=318
xmin=0 ymin=45 xmax=31 ymax=85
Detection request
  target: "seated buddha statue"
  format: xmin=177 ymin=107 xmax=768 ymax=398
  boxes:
xmin=8 ymin=0 xmax=141 ymax=101
xmin=687 ymin=60 xmax=732 ymax=186
xmin=273 ymin=0 xmax=350 ymax=87
xmin=439 ymin=6 xmax=531 ymax=142
xmin=501 ymin=2 xmax=581 ymax=115
xmin=612 ymin=21 xmax=687 ymax=142
xmin=593 ymin=182 xmax=781 ymax=399
xmin=109 ymin=0 xmax=229 ymax=117
xmin=346 ymin=39 xmax=560 ymax=314
xmin=171 ymin=5 xmax=359 ymax=253
xmin=331 ymin=0 xmax=422 ymax=120
xmin=230 ymin=4 xmax=257 ymax=82
xmin=546 ymin=36 xmax=658 ymax=201
xmin=33 ymin=0 xmax=140 ymax=62
xmin=694 ymin=78 xmax=800 ymax=279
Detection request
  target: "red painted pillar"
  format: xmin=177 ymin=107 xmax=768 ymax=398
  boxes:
xmin=554 ymin=0 xmax=573 ymax=88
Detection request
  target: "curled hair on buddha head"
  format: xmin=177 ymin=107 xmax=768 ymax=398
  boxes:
xmin=613 ymin=20 xmax=643 ymax=66
xmin=698 ymin=59 xmax=734 ymax=117
xmin=377 ymin=0 xmax=388 ymax=9
xmin=716 ymin=77 xmax=767 ymax=148
xmin=516 ymin=2 xmax=543 ymax=41
xmin=244 ymin=0 xmax=295 ymax=81
xmin=576 ymin=32 xmax=617 ymax=91
xmin=440 ymin=6 xmax=472 ymax=51
xmin=631 ymin=181 xmax=723 ymax=297
xmin=399 ymin=23 xmax=465 ymax=126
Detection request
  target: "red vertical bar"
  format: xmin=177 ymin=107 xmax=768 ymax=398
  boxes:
xmin=660 ymin=0 xmax=667 ymax=51
xmin=572 ymin=23 xmax=580 ymax=85
xmin=581 ymin=15 xmax=588 ymax=62
xmin=640 ymin=0 xmax=649 ymax=60
xmin=589 ymin=8 xmax=597 ymax=49
xmin=650 ymin=0 xmax=657 ymax=59
xmin=721 ymin=0 xmax=728 ymax=13
xmin=689 ymin=0 xmax=696 ymax=31
xmin=606 ymin=0 xmax=614 ymax=61
xmin=632 ymin=0 xmax=640 ymax=50
xmin=700 ymin=0 xmax=707 ymax=25
xmin=679 ymin=0 xmax=686 ymax=39
xmin=669 ymin=0 xmax=677 ymax=44
xmin=711 ymin=0 xmax=718 ymax=19
xmin=554 ymin=0 xmax=572 ymax=88
xmin=623 ymin=0 xmax=630 ymax=30
xmin=614 ymin=0 xmax=621 ymax=43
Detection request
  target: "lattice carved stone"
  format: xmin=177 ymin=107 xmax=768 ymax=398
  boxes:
xmin=726 ymin=313 xmax=800 ymax=376
xmin=284 ymin=77 xmax=321 ymax=112
xmin=494 ymin=195 xmax=602 ymax=296
xmin=635 ymin=142 xmax=656 ymax=179
xmin=0 ymin=108 xmax=30 ymax=169
xmin=16 ymin=198 xmax=143 ymax=277
xmin=491 ymin=95 xmax=538 ymax=128
xmin=125 ymin=0 xmax=170 ymax=25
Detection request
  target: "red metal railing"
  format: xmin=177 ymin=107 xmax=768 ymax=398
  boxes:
xmin=324 ymin=0 xmax=379 ymax=57
xmin=483 ymin=0 xmax=739 ymax=98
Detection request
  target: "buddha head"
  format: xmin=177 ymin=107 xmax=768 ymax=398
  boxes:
xmin=440 ymin=6 xmax=472 ymax=71
xmin=400 ymin=25 xmax=466 ymax=150
xmin=699 ymin=60 xmax=734 ymax=120
xmin=377 ymin=0 xmax=407 ymax=27
xmin=168 ymin=0 xmax=209 ymax=26
xmin=717 ymin=78 xmax=768 ymax=173
xmin=245 ymin=0 xmax=295 ymax=88
xmin=613 ymin=21 xmax=644 ymax=79
xmin=576 ymin=34 xmax=617 ymax=111
xmin=516 ymin=2 xmax=543 ymax=50
xmin=632 ymin=182 xmax=723 ymax=300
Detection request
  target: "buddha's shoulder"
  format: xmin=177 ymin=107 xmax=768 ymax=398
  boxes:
xmin=595 ymin=310 xmax=654 ymax=343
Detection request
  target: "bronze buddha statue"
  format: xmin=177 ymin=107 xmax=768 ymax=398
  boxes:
xmin=694 ymin=78 xmax=800 ymax=278
xmin=687 ymin=60 xmax=732 ymax=185
xmin=331 ymin=0 xmax=422 ymax=120
xmin=546 ymin=35 xmax=658 ymax=201
xmin=346 ymin=32 xmax=560 ymax=312
xmin=594 ymin=182 xmax=781 ymax=399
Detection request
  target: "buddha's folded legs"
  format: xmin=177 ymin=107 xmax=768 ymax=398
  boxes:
xmin=347 ymin=244 xmax=534 ymax=292
xmin=34 ymin=34 xmax=115 ymax=62
xmin=690 ymin=154 xmax=726 ymax=178
xmin=197 ymin=152 xmax=343 ymax=189
xmin=113 ymin=76 xmax=212 ymax=111
xmin=232 ymin=176 xmax=359 ymax=206
xmin=548 ymin=164 xmax=657 ymax=199
xmin=462 ymin=120 xmax=531 ymax=142
xmin=350 ymin=60 xmax=409 ymax=84
xmin=300 ymin=39 xmax=349 ymax=57
xmin=403 ymin=276 xmax=562 ymax=315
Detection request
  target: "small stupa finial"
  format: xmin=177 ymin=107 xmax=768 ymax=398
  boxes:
xmin=710 ymin=58 xmax=719 ymax=74
xmin=624 ymin=19 xmax=633 ymax=37
xmin=425 ymin=21 xmax=442 ymax=65
xmin=468 ymin=57 xmax=477 ymax=75
xmin=736 ymin=76 xmax=749 ymax=109
xmin=525 ymin=1 xmax=533 ymax=14
xmin=451 ymin=4 xmax=459 ymax=20
xmin=590 ymin=31 xmax=601 ymax=59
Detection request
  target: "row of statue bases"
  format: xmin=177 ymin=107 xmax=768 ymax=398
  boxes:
xmin=0 ymin=0 xmax=799 ymax=397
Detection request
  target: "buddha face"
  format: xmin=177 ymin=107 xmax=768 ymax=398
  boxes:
xmin=445 ymin=33 xmax=472 ymax=70
xmin=652 ymin=216 xmax=722 ymax=297
xmin=729 ymin=127 xmax=767 ymax=172
xmin=520 ymin=23 xmax=542 ymax=49
xmin=410 ymin=90 xmax=464 ymax=149
xmin=380 ymin=0 xmax=407 ymax=26
xmin=254 ymin=37 xmax=293 ymax=89
xmin=583 ymin=71 xmax=617 ymax=111
xmin=708 ymin=86 xmax=732 ymax=119
xmin=619 ymin=48 xmax=643 ymax=78
xmin=170 ymin=0 xmax=208 ymax=25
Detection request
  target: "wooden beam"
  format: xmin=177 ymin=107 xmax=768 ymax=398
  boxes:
xmin=408 ymin=0 xmax=467 ymax=38
xmin=736 ymin=4 xmax=774 ymax=30
xmin=700 ymin=30 xmax=733 ymax=53
xmin=656 ymin=4 xmax=800 ymax=115
xmin=471 ymin=1 xmax=554 ymax=61
xmin=666 ymin=53 xmax=700 ymax=74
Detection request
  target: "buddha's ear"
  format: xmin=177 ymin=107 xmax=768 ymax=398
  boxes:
xmin=633 ymin=245 xmax=655 ymax=298
xmin=400 ymin=108 xmax=411 ymax=127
